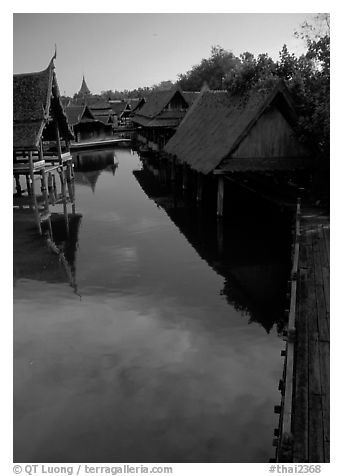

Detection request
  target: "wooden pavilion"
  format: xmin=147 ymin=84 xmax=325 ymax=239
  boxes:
xmin=65 ymin=104 xmax=113 ymax=142
xmin=164 ymin=81 xmax=312 ymax=216
xmin=110 ymin=100 xmax=132 ymax=127
xmin=13 ymin=56 xmax=75 ymax=235
xmin=131 ymin=88 xmax=191 ymax=152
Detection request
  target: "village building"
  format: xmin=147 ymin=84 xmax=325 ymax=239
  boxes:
xmin=64 ymin=104 xmax=113 ymax=142
xmin=13 ymin=56 xmax=75 ymax=235
xmin=128 ymin=97 xmax=146 ymax=115
xmin=109 ymin=100 xmax=133 ymax=128
xmin=87 ymin=101 xmax=116 ymax=128
xmin=131 ymin=88 xmax=192 ymax=152
xmin=164 ymin=81 xmax=312 ymax=216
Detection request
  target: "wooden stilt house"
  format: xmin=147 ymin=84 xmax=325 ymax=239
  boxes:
xmin=65 ymin=104 xmax=113 ymax=142
xmin=164 ymin=81 xmax=312 ymax=216
xmin=110 ymin=100 xmax=132 ymax=128
xmin=13 ymin=57 xmax=75 ymax=234
xmin=131 ymin=88 xmax=191 ymax=152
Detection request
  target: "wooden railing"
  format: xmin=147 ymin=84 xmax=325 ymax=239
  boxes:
xmin=274 ymin=198 xmax=301 ymax=462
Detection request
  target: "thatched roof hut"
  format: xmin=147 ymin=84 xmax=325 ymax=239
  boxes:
xmin=65 ymin=105 xmax=95 ymax=126
xmin=132 ymin=89 xmax=189 ymax=128
xmin=13 ymin=58 xmax=74 ymax=151
xmin=165 ymin=81 xmax=311 ymax=174
xmin=128 ymin=97 xmax=146 ymax=115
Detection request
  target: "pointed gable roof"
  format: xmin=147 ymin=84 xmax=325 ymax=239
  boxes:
xmin=79 ymin=75 xmax=91 ymax=95
xmin=165 ymin=80 xmax=309 ymax=174
xmin=110 ymin=100 xmax=131 ymax=116
xmin=13 ymin=58 xmax=74 ymax=150
xmin=65 ymin=105 xmax=95 ymax=126
xmin=136 ymin=89 xmax=184 ymax=119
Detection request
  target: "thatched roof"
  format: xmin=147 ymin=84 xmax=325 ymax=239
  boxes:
xmin=110 ymin=100 xmax=130 ymax=116
xmin=93 ymin=114 xmax=112 ymax=125
xmin=65 ymin=105 xmax=95 ymax=126
xmin=127 ymin=97 xmax=145 ymax=113
xmin=182 ymin=91 xmax=200 ymax=105
xmin=13 ymin=58 xmax=74 ymax=150
xmin=132 ymin=89 xmax=189 ymax=128
xmin=135 ymin=89 xmax=180 ymax=118
xmin=164 ymin=81 xmax=309 ymax=174
xmin=89 ymin=101 xmax=112 ymax=111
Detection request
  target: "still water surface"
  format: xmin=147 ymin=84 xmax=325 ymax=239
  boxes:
xmin=14 ymin=148 xmax=290 ymax=463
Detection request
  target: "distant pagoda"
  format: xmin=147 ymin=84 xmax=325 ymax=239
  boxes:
xmin=78 ymin=75 xmax=91 ymax=96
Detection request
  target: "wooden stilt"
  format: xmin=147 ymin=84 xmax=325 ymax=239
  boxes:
xmin=55 ymin=122 xmax=63 ymax=164
xmin=14 ymin=174 xmax=22 ymax=195
xmin=40 ymin=169 xmax=50 ymax=214
xmin=58 ymin=168 xmax=69 ymax=235
xmin=26 ymin=174 xmax=32 ymax=195
xmin=196 ymin=173 xmax=203 ymax=202
xmin=217 ymin=175 xmax=224 ymax=217
xmin=29 ymin=151 xmax=42 ymax=235
xmin=52 ymin=173 xmax=57 ymax=192
xmin=66 ymin=163 xmax=76 ymax=214
xmin=48 ymin=172 xmax=56 ymax=204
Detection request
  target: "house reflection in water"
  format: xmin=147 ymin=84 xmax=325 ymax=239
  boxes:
xmin=133 ymin=159 xmax=292 ymax=333
xmin=73 ymin=148 xmax=118 ymax=192
xmin=13 ymin=212 xmax=82 ymax=293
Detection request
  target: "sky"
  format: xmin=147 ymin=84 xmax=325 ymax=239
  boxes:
xmin=13 ymin=13 xmax=314 ymax=97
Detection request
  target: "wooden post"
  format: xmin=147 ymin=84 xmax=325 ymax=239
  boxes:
xmin=39 ymin=139 xmax=44 ymax=161
xmin=66 ymin=163 xmax=76 ymax=214
xmin=55 ymin=121 xmax=63 ymax=164
xmin=58 ymin=167 xmax=69 ymax=235
xmin=26 ymin=175 xmax=32 ymax=195
xmin=48 ymin=172 xmax=56 ymax=205
xmin=196 ymin=173 xmax=203 ymax=202
xmin=52 ymin=173 xmax=57 ymax=192
xmin=29 ymin=151 xmax=42 ymax=235
xmin=14 ymin=174 xmax=22 ymax=195
xmin=217 ymin=175 xmax=224 ymax=217
xmin=40 ymin=169 xmax=50 ymax=214
xmin=182 ymin=163 xmax=188 ymax=191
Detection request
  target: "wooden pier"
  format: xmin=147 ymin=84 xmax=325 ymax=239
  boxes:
xmin=275 ymin=203 xmax=330 ymax=462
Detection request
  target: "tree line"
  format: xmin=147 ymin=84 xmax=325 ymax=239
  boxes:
xmin=66 ymin=15 xmax=329 ymax=162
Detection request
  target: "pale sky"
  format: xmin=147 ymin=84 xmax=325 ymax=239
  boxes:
xmin=13 ymin=13 xmax=313 ymax=96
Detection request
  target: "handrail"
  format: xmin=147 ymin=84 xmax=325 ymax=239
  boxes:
xmin=275 ymin=197 xmax=301 ymax=462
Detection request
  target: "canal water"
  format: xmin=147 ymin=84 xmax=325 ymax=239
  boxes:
xmin=13 ymin=147 xmax=292 ymax=463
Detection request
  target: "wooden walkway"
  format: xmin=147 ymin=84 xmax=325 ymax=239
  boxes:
xmin=276 ymin=205 xmax=330 ymax=462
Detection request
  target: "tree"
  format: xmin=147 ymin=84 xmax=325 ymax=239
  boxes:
xmin=177 ymin=45 xmax=240 ymax=90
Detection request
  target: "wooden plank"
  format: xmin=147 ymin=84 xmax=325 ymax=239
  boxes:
xmin=312 ymin=231 xmax=329 ymax=342
xmin=292 ymin=267 xmax=309 ymax=463
xmin=319 ymin=227 xmax=330 ymax=316
xmin=323 ymin=226 xmax=330 ymax=262
xmin=308 ymin=393 xmax=324 ymax=462
xmin=324 ymin=441 xmax=330 ymax=463
xmin=319 ymin=340 xmax=330 ymax=451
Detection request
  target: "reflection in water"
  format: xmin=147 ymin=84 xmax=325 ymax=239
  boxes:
xmin=14 ymin=147 xmax=289 ymax=463
xmin=14 ymin=210 xmax=82 ymax=291
xmin=74 ymin=148 xmax=118 ymax=192
xmin=133 ymin=161 xmax=291 ymax=333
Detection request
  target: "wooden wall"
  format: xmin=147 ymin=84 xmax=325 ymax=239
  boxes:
xmin=232 ymin=106 xmax=309 ymax=159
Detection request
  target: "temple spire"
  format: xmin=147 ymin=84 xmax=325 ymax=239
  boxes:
xmin=78 ymin=74 xmax=91 ymax=96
